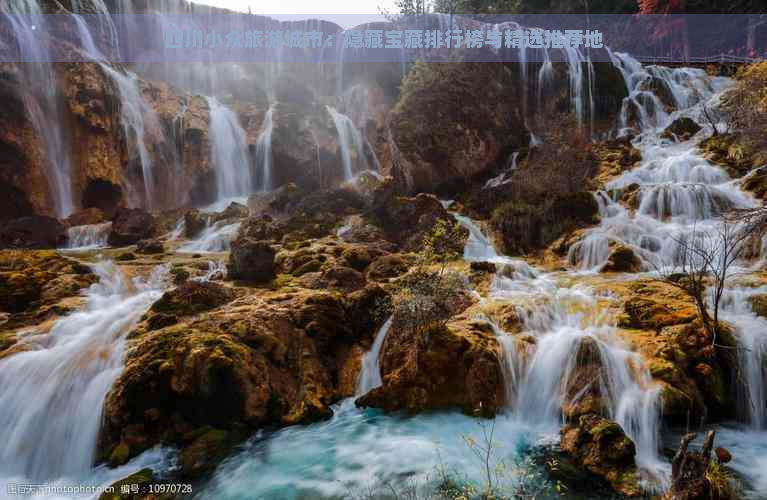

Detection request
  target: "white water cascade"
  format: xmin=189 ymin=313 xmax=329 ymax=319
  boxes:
xmin=64 ymin=222 xmax=112 ymax=250
xmin=255 ymin=106 xmax=275 ymax=192
xmin=569 ymin=53 xmax=757 ymax=271
xmin=206 ymin=97 xmax=252 ymax=201
xmin=178 ymin=220 xmax=241 ymax=254
xmin=356 ymin=318 xmax=393 ymax=397
xmin=453 ymin=208 xmax=670 ymax=486
xmin=326 ymin=105 xmax=369 ymax=182
xmin=717 ymin=285 xmax=767 ymax=430
xmin=0 ymin=262 xmax=167 ymax=482
xmin=100 ymin=65 xmax=158 ymax=209
xmin=1 ymin=0 xmax=75 ymax=217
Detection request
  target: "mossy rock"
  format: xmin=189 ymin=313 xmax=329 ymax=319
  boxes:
xmin=648 ymin=358 xmax=684 ymax=384
xmin=660 ymin=383 xmax=695 ymax=417
xmin=180 ymin=427 xmax=232 ymax=479
xmin=150 ymin=281 xmax=234 ymax=317
xmin=116 ymin=252 xmax=136 ymax=262
xmin=748 ymin=294 xmax=767 ymax=318
xmin=108 ymin=441 xmax=130 ymax=467
xmin=99 ymin=468 xmax=155 ymax=500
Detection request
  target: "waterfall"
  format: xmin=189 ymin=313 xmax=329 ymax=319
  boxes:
xmin=568 ymin=54 xmax=756 ymax=271
xmin=0 ymin=262 xmax=167 ymax=481
xmin=100 ymin=65 xmax=157 ymax=210
xmin=178 ymin=220 xmax=241 ymax=254
xmin=717 ymin=286 xmax=767 ymax=430
xmin=206 ymin=97 xmax=252 ymax=201
xmin=452 ymin=214 xmax=502 ymax=262
xmin=1 ymin=0 xmax=74 ymax=217
xmin=64 ymin=222 xmax=112 ymax=250
xmin=255 ymin=106 xmax=275 ymax=192
xmin=452 ymin=208 xmax=669 ymax=485
xmin=356 ymin=317 xmax=393 ymax=397
xmin=326 ymin=105 xmax=368 ymax=182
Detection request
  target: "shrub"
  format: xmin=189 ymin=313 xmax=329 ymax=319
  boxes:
xmin=391 ymin=269 xmax=469 ymax=338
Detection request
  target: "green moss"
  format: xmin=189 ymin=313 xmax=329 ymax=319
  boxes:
xmin=98 ymin=468 xmax=155 ymax=500
xmin=108 ymin=441 xmax=130 ymax=467
xmin=180 ymin=427 xmax=231 ymax=479
xmin=588 ymin=419 xmax=623 ymax=440
xmin=648 ymin=358 xmax=681 ymax=384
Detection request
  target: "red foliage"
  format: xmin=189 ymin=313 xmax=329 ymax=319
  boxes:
xmin=637 ymin=0 xmax=685 ymax=14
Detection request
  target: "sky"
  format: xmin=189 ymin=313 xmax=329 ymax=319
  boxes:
xmin=191 ymin=0 xmax=396 ymax=28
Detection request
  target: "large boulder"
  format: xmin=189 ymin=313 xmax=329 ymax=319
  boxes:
xmin=661 ymin=117 xmax=702 ymax=142
xmin=491 ymin=192 xmax=599 ymax=255
xmin=228 ymin=237 xmax=276 ymax=283
xmin=150 ymin=280 xmax=235 ymax=318
xmin=65 ymin=207 xmax=107 ymax=226
xmin=600 ymin=244 xmax=642 ymax=273
xmin=560 ymin=414 xmax=641 ymax=497
xmin=0 ymin=215 xmax=66 ymax=249
xmin=356 ymin=314 xmax=504 ymax=417
xmin=101 ymin=286 xmax=388 ymax=466
xmin=0 ymin=250 xmax=96 ymax=338
xmin=374 ymin=191 xmax=468 ymax=252
xmin=108 ymin=208 xmax=156 ymax=247
xmin=388 ymin=61 xmax=529 ymax=193
xmin=184 ymin=209 xmax=209 ymax=239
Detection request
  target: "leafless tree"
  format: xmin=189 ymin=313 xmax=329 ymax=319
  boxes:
xmin=652 ymin=219 xmax=750 ymax=346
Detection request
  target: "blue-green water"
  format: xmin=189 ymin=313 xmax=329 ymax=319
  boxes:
xmin=198 ymin=400 xmax=558 ymax=499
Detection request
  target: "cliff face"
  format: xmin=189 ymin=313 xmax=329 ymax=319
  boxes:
xmin=0 ymin=63 xmax=56 ymax=220
xmin=0 ymin=0 xmax=632 ymax=226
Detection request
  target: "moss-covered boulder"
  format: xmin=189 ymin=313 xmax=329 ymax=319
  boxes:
xmin=150 ymin=280 xmax=235 ymax=318
xmin=748 ymin=293 xmax=767 ymax=318
xmin=356 ymin=312 xmax=504 ymax=417
xmin=388 ymin=60 xmax=529 ymax=194
xmin=560 ymin=414 xmax=641 ymax=497
xmin=491 ymin=191 xmax=599 ymax=255
xmin=108 ymin=208 xmax=156 ymax=247
xmin=0 ymin=250 xmax=95 ymax=331
xmin=101 ymin=286 xmax=389 ymax=466
xmin=0 ymin=215 xmax=67 ymax=249
xmin=601 ymin=244 xmax=642 ymax=273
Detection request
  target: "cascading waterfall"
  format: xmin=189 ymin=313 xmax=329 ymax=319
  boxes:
xmin=100 ymin=65 xmax=158 ymax=209
xmin=1 ymin=0 xmax=74 ymax=217
xmin=356 ymin=318 xmax=393 ymax=397
xmin=206 ymin=97 xmax=253 ymax=201
xmin=568 ymin=54 xmax=757 ymax=271
xmin=717 ymin=285 xmax=767 ymax=430
xmin=326 ymin=105 xmax=369 ymax=182
xmin=454 ymin=210 xmax=669 ymax=486
xmin=255 ymin=106 xmax=275 ymax=192
xmin=0 ymin=262 xmax=167 ymax=481
xmin=64 ymin=222 xmax=112 ymax=250
xmin=178 ymin=219 xmax=241 ymax=254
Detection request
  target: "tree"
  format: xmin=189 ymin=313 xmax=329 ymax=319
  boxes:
xmin=653 ymin=220 xmax=750 ymax=346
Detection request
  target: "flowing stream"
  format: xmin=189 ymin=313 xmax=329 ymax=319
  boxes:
xmin=0 ymin=262 xmax=170 ymax=492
